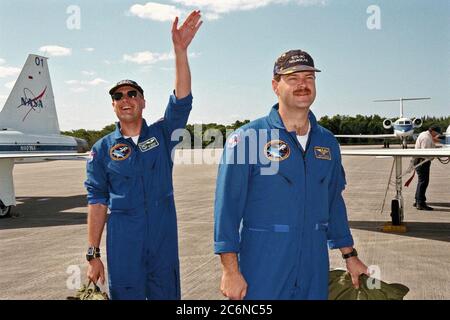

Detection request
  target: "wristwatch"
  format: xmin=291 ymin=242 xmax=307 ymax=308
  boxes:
xmin=86 ymin=246 xmax=101 ymax=261
xmin=342 ymin=248 xmax=358 ymax=260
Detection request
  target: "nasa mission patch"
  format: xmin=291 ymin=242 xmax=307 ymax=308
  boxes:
xmin=109 ymin=143 xmax=132 ymax=161
xmin=264 ymin=140 xmax=290 ymax=161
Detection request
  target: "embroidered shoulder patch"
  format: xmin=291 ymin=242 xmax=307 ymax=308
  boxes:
xmin=314 ymin=146 xmax=331 ymax=160
xmin=264 ymin=140 xmax=290 ymax=161
xmin=138 ymin=137 xmax=159 ymax=152
xmin=226 ymin=132 xmax=241 ymax=148
xmin=109 ymin=143 xmax=132 ymax=161
xmin=87 ymin=150 xmax=96 ymax=162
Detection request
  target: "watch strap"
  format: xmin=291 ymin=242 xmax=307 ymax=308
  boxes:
xmin=86 ymin=246 xmax=101 ymax=261
xmin=342 ymin=248 xmax=358 ymax=259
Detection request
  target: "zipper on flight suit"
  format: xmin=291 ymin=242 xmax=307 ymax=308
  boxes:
xmin=141 ymin=177 xmax=147 ymax=213
xmin=126 ymin=137 xmax=147 ymax=214
xmin=126 ymin=139 xmax=146 ymax=213
xmin=138 ymin=150 xmax=151 ymax=260
xmin=286 ymin=129 xmax=312 ymax=293
xmin=299 ymin=131 xmax=312 ymax=293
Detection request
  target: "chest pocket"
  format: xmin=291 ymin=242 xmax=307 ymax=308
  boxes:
xmin=106 ymin=160 xmax=139 ymax=210
xmin=107 ymin=159 xmax=134 ymax=174
xmin=308 ymin=146 xmax=337 ymax=223
xmin=137 ymin=132 xmax=162 ymax=172
xmin=309 ymin=147 xmax=334 ymax=184
xmin=139 ymin=144 xmax=158 ymax=171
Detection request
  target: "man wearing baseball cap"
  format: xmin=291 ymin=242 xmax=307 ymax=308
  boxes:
xmin=413 ymin=124 xmax=442 ymax=210
xmin=84 ymin=11 xmax=202 ymax=300
xmin=214 ymin=49 xmax=368 ymax=299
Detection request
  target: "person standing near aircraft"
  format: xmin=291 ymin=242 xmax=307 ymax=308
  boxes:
xmin=214 ymin=50 xmax=368 ymax=300
xmin=413 ymin=125 xmax=442 ymax=211
xmin=84 ymin=11 xmax=202 ymax=300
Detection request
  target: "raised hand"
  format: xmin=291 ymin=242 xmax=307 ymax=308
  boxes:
xmin=172 ymin=10 xmax=203 ymax=52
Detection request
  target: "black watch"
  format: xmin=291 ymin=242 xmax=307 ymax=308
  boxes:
xmin=342 ymin=248 xmax=358 ymax=260
xmin=86 ymin=246 xmax=101 ymax=261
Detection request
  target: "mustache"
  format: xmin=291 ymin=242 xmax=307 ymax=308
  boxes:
xmin=293 ymin=88 xmax=311 ymax=95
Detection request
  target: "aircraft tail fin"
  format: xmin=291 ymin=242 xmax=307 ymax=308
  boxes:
xmin=0 ymin=54 xmax=60 ymax=135
xmin=374 ymin=97 xmax=431 ymax=119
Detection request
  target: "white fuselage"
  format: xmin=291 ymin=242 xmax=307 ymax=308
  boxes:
xmin=392 ymin=118 xmax=414 ymax=139
xmin=443 ymin=125 xmax=450 ymax=148
xmin=0 ymin=129 xmax=78 ymax=155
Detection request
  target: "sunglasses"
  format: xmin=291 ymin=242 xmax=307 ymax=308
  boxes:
xmin=111 ymin=90 xmax=139 ymax=101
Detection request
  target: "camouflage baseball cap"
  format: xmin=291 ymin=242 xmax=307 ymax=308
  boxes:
xmin=273 ymin=49 xmax=321 ymax=76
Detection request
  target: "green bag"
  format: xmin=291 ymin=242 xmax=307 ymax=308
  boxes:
xmin=67 ymin=281 xmax=110 ymax=300
xmin=328 ymin=269 xmax=409 ymax=300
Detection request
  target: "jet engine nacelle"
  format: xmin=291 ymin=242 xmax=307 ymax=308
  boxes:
xmin=413 ymin=118 xmax=423 ymax=128
xmin=383 ymin=119 xmax=392 ymax=129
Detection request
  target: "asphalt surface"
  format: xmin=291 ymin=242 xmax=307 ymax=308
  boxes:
xmin=0 ymin=147 xmax=449 ymax=299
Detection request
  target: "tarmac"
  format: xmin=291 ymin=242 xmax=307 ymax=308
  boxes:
xmin=0 ymin=147 xmax=449 ymax=300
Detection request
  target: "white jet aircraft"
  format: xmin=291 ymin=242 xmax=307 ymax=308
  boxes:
xmin=340 ymin=126 xmax=450 ymax=228
xmin=0 ymin=54 xmax=88 ymax=218
xmin=335 ymin=98 xmax=430 ymax=149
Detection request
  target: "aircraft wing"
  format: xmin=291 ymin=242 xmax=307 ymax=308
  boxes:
xmin=335 ymin=134 xmax=397 ymax=139
xmin=340 ymin=148 xmax=450 ymax=157
xmin=0 ymin=152 xmax=89 ymax=160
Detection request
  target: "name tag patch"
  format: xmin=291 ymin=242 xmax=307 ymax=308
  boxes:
xmin=138 ymin=137 xmax=159 ymax=152
xmin=110 ymin=144 xmax=132 ymax=161
xmin=314 ymin=146 xmax=331 ymax=160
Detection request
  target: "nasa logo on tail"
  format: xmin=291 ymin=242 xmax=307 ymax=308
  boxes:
xmin=17 ymin=87 xmax=47 ymax=121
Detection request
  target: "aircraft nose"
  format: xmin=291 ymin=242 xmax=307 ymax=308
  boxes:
xmin=75 ymin=138 xmax=89 ymax=153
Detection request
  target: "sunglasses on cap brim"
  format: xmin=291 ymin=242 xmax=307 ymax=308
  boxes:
xmin=111 ymin=90 xmax=139 ymax=101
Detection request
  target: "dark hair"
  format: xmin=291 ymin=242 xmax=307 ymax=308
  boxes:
xmin=429 ymin=125 xmax=441 ymax=134
xmin=273 ymin=74 xmax=281 ymax=82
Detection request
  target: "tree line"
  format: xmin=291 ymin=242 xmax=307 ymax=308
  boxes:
xmin=62 ymin=115 xmax=449 ymax=149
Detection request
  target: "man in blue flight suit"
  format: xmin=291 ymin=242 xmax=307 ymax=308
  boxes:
xmin=214 ymin=50 xmax=369 ymax=300
xmin=84 ymin=11 xmax=202 ymax=300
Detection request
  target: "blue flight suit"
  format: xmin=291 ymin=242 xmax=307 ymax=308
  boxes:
xmin=214 ymin=104 xmax=354 ymax=300
xmin=85 ymin=92 xmax=192 ymax=300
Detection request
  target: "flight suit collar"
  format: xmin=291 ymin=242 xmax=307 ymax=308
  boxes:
xmin=268 ymin=103 xmax=318 ymax=133
xmin=113 ymin=119 xmax=149 ymax=141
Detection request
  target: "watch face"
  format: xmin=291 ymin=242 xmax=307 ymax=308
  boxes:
xmin=87 ymin=247 xmax=95 ymax=255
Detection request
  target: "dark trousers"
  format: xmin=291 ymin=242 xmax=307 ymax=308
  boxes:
xmin=415 ymin=160 xmax=431 ymax=205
